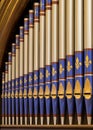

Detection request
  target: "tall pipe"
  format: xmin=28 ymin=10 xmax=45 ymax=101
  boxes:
xmin=58 ymin=0 xmax=66 ymax=125
xmin=8 ymin=52 xmax=12 ymax=125
xmin=51 ymin=0 xmax=59 ymax=125
xmin=66 ymin=0 xmax=75 ymax=125
xmin=84 ymin=0 xmax=93 ymax=125
xmin=74 ymin=0 xmax=83 ymax=125
xmin=39 ymin=0 xmax=46 ymax=125
xmin=24 ymin=18 xmax=29 ymax=125
xmin=28 ymin=10 xmax=34 ymax=125
xmin=45 ymin=0 xmax=52 ymax=125
xmin=19 ymin=26 xmax=24 ymax=125
xmin=11 ymin=43 xmax=16 ymax=125
xmin=33 ymin=3 xmax=40 ymax=125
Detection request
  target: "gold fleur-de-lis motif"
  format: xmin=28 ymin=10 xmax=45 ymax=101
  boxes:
xmin=20 ymin=80 xmax=22 ymax=85
xmin=34 ymin=74 xmax=38 ymax=81
xmin=35 ymin=9 xmax=38 ymax=16
xmin=75 ymin=57 xmax=82 ymax=70
xmin=29 ymin=76 xmax=32 ymax=82
xmin=52 ymin=68 xmax=57 ymax=76
xmin=67 ymin=61 xmax=73 ymax=72
xmin=46 ymin=70 xmax=50 ymax=78
xmin=16 ymin=81 xmax=18 ymax=86
xmin=84 ymin=55 xmax=92 ymax=68
xmin=24 ymin=78 xmax=27 ymax=83
xmin=40 ymin=2 xmax=44 ymax=8
xmin=12 ymin=82 xmax=14 ymax=87
xmin=59 ymin=64 xmax=64 ymax=74
xmin=40 ymin=72 xmax=44 ymax=79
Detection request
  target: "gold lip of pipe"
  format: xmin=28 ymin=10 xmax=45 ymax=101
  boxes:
xmin=59 ymin=0 xmax=66 ymax=59
xmin=84 ymin=0 xmax=93 ymax=49
xmin=20 ymin=26 xmax=24 ymax=29
xmin=75 ymin=0 xmax=83 ymax=51
xmin=34 ymin=3 xmax=40 ymax=6
xmin=52 ymin=0 xmax=59 ymax=62
xmin=29 ymin=10 xmax=34 ymax=13
xmin=24 ymin=18 xmax=29 ymax=21
xmin=66 ymin=0 xmax=75 ymax=55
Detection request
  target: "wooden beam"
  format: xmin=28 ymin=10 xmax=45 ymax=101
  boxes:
xmin=0 ymin=0 xmax=30 ymax=67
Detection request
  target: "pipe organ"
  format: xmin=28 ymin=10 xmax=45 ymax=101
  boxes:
xmin=1 ymin=0 xmax=93 ymax=126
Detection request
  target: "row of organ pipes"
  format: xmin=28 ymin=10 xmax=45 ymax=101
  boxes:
xmin=1 ymin=0 xmax=93 ymax=126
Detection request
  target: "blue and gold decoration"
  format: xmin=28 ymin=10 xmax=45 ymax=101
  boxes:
xmin=5 ymin=62 xmax=8 ymax=125
xmin=19 ymin=26 xmax=24 ymax=124
xmin=51 ymin=62 xmax=58 ymax=124
xmin=45 ymin=66 xmax=52 ymax=124
xmin=33 ymin=71 xmax=39 ymax=120
xmin=39 ymin=0 xmax=46 ymax=125
xmin=33 ymin=3 xmax=40 ymax=125
xmin=74 ymin=51 xmax=83 ymax=124
xmin=8 ymin=52 xmax=12 ymax=125
xmin=2 ymin=72 xmax=5 ymax=125
xmin=66 ymin=55 xmax=74 ymax=124
xmin=15 ymin=35 xmax=20 ymax=124
xmin=83 ymin=49 xmax=93 ymax=124
xmin=28 ymin=10 xmax=34 ymax=125
xmin=58 ymin=59 xmax=66 ymax=124
xmin=11 ymin=43 xmax=16 ymax=125
xmin=24 ymin=18 xmax=29 ymax=125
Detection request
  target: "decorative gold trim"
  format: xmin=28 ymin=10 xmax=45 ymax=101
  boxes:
xmin=23 ymin=89 xmax=27 ymax=98
xmin=15 ymin=91 xmax=19 ymax=98
xmin=51 ymin=85 xmax=56 ymax=99
xmin=45 ymin=86 xmax=50 ymax=99
xmin=11 ymin=92 xmax=15 ymax=98
xmin=19 ymin=90 xmax=23 ymax=98
xmin=28 ymin=89 xmax=32 ymax=98
xmin=66 ymin=82 xmax=73 ymax=99
xmin=74 ymin=80 xmax=82 ymax=99
xmin=83 ymin=78 xmax=92 ymax=99
xmin=1 ymin=93 xmax=4 ymax=98
xmin=58 ymin=83 xmax=64 ymax=99
xmin=33 ymin=88 xmax=38 ymax=99
xmin=39 ymin=86 xmax=44 ymax=99
xmin=5 ymin=93 xmax=7 ymax=98
xmin=75 ymin=57 xmax=82 ymax=70
xmin=8 ymin=92 xmax=11 ymax=98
